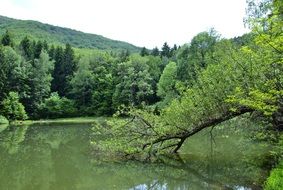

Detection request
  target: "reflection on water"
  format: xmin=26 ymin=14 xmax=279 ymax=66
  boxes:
xmin=0 ymin=122 xmax=273 ymax=190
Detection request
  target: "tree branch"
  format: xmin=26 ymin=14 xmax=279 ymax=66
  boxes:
xmin=142 ymin=107 xmax=252 ymax=152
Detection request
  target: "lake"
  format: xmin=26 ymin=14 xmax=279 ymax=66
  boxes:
xmin=0 ymin=121 xmax=274 ymax=190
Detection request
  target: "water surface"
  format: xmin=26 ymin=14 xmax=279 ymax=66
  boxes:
xmin=0 ymin=122 xmax=273 ymax=190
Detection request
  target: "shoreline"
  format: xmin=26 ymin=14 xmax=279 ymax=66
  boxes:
xmin=10 ymin=117 xmax=104 ymax=125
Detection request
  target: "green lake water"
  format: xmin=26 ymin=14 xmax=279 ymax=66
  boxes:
xmin=0 ymin=122 xmax=274 ymax=190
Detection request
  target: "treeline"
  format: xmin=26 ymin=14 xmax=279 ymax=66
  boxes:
xmin=0 ymin=28 xmax=251 ymax=121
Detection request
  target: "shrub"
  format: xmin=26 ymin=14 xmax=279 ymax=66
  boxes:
xmin=38 ymin=92 xmax=77 ymax=118
xmin=265 ymin=160 xmax=283 ymax=190
xmin=1 ymin=92 xmax=28 ymax=121
xmin=0 ymin=115 xmax=9 ymax=124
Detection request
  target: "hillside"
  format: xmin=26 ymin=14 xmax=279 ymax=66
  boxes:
xmin=0 ymin=15 xmax=140 ymax=52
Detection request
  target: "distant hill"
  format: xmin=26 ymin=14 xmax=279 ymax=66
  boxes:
xmin=0 ymin=15 xmax=141 ymax=52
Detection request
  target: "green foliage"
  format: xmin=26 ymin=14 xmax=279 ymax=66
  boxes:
xmin=145 ymin=55 xmax=163 ymax=103
xmin=92 ymin=24 xmax=282 ymax=158
xmin=1 ymin=32 xmax=160 ymax=117
xmin=157 ymin=61 xmax=178 ymax=107
xmin=70 ymin=56 xmax=95 ymax=113
xmin=0 ymin=42 xmax=55 ymax=119
xmin=33 ymin=40 xmax=43 ymax=59
xmin=227 ymin=0 xmax=283 ymax=120
xmin=0 ymin=46 xmax=28 ymax=101
xmin=264 ymin=160 xmax=283 ymax=190
xmin=0 ymin=1 xmax=281 ymax=165
xmin=51 ymin=44 xmax=76 ymax=97
xmin=145 ymin=56 xmax=163 ymax=84
xmin=92 ymin=108 xmax=167 ymax=157
xmin=31 ymin=50 xmax=54 ymax=111
xmin=1 ymin=30 xmax=13 ymax=46
xmin=51 ymin=46 xmax=64 ymax=93
xmin=0 ymin=115 xmax=8 ymax=124
xmin=19 ymin=36 xmax=33 ymax=60
xmin=0 ymin=15 xmax=140 ymax=52
xmin=70 ymin=52 xmax=115 ymax=115
xmin=140 ymin=47 xmax=149 ymax=57
xmin=176 ymin=45 xmax=190 ymax=82
xmin=227 ymin=88 xmax=280 ymax=116
xmin=186 ymin=29 xmax=219 ymax=84
xmin=112 ymin=54 xmax=154 ymax=108
xmin=151 ymin=47 xmax=160 ymax=56
xmin=1 ymin=92 xmax=27 ymax=121
xmin=90 ymin=65 xmax=114 ymax=115
xmin=172 ymin=29 xmax=220 ymax=86
xmin=38 ymin=92 xmax=77 ymax=119
xmin=117 ymin=49 xmax=130 ymax=62
xmin=161 ymin=42 xmax=171 ymax=58
xmin=0 ymin=46 xmax=7 ymax=99
xmin=232 ymin=33 xmax=254 ymax=46
xmin=164 ymin=40 xmax=247 ymax=132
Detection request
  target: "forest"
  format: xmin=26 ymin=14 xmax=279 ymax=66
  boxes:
xmin=0 ymin=0 xmax=282 ymax=189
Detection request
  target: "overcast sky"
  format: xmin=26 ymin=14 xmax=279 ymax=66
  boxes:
xmin=1 ymin=0 xmax=249 ymax=49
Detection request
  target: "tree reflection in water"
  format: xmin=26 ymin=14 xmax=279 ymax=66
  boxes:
xmin=0 ymin=123 xmax=273 ymax=190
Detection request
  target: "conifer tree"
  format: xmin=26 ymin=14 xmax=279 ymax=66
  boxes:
xmin=1 ymin=30 xmax=13 ymax=47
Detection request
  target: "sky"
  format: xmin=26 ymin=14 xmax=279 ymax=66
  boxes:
xmin=0 ymin=0 xmax=250 ymax=49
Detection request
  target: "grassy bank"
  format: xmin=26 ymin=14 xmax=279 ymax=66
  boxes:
xmin=11 ymin=117 xmax=104 ymax=125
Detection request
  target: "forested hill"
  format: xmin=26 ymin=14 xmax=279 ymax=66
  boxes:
xmin=0 ymin=15 xmax=140 ymax=52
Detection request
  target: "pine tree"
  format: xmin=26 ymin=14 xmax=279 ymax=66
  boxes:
xmin=51 ymin=44 xmax=76 ymax=97
xmin=140 ymin=47 xmax=149 ymax=56
xmin=20 ymin=36 xmax=33 ymax=60
xmin=151 ymin=47 xmax=160 ymax=56
xmin=63 ymin=43 xmax=76 ymax=78
xmin=51 ymin=46 xmax=64 ymax=94
xmin=161 ymin=42 xmax=171 ymax=57
xmin=1 ymin=30 xmax=13 ymax=47
xmin=34 ymin=41 xmax=43 ymax=59
xmin=48 ymin=45 xmax=55 ymax=60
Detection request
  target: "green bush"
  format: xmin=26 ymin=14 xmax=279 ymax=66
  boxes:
xmin=0 ymin=115 xmax=9 ymax=124
xmin=1 ymin=92 xmax=28 ymax=121
xmin=265 ymin=160 xmax=283 ymax=190
xmin=38 ymin=92 xmax=77 ymax=119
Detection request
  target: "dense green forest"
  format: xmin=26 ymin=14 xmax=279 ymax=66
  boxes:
xmin=0 ymin=25 xmax=183 ymax=120
xmin=0 ymin=15 xmax=140 ymax=52
xmin=0 ymin=0 xmax=282 ymax=188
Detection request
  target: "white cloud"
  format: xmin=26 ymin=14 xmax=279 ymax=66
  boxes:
xmin=0 ymin=0 xmax=249 ymax=49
